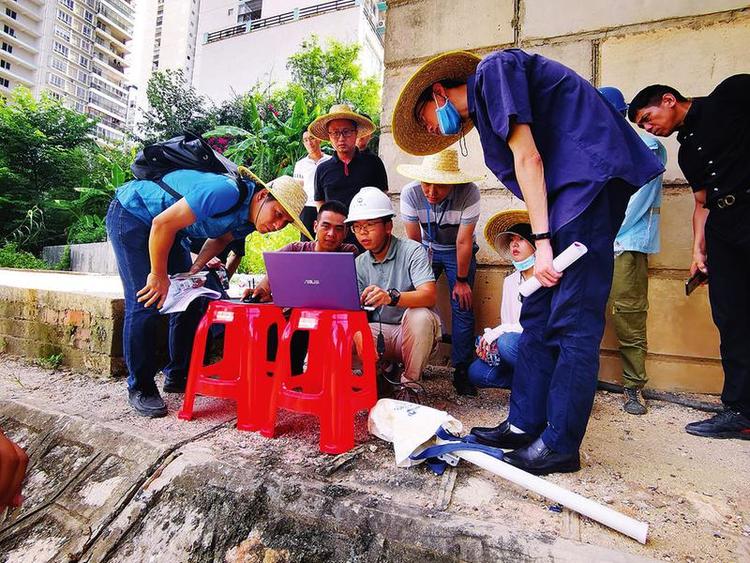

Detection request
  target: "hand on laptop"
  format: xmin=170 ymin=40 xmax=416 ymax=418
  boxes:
xmin=361 ymin=285 xmax=390 ymax=307
xmin=241 ymin=286 xmax=272 ymax=303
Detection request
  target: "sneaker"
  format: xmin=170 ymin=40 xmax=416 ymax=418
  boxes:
xmin=128 ymin=389 xmax=168 ymax=418
xmin=685 ymin=409 xmax=750 ymax=440
xmin=623 ymin=388 xmax=647 ymax=415
xmin=453 ymin=365 xmax=477 ymax=397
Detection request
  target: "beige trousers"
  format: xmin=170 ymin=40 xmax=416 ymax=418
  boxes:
xmin=368 ymin=308 xmax=441 ymax=382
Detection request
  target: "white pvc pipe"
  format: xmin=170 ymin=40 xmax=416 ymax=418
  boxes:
xmin=456 ymin=449 xmax=648 ymax=544
xmin=519 ymin=242 xmax=588 ymax=297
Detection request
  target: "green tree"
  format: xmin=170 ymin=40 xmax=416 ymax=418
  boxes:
xmin=137 ymin=68 xmax=215 ymax=143
xmin=0 ymin=87 xmax=98 ymax=250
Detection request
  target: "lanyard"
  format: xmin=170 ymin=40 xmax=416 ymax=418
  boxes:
xmin=425 ymin=196 xmax=451 ymax=263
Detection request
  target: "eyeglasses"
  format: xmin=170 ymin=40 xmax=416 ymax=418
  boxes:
xmin=328 ymin=128 xmax=356 ymax=139
xmin=350 ymin=220 xmax=384 ymax=234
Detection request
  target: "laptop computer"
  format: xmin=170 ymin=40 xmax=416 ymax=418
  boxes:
xmin=263 ymin=251 xmax=369 ymax=310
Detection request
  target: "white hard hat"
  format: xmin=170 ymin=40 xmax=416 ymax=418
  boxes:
xmin=345 ymin=187 xmax=394 ymax=223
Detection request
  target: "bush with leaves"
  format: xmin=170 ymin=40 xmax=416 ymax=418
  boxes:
xmin=239 ymin=226 xmax=301 ymax=274
xmin=0 ymin=242 xmax=50 ymax=269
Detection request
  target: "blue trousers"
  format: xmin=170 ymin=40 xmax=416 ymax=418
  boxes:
xmin=508 ymin=183 xmax=631 ymax=454
xmin=468 ymin=331 xmax=522 ymax=389
xmin=431 ymin=247 xmax=477 ymax=368
xmin=106 ymin=199 xmax=203 ymax=394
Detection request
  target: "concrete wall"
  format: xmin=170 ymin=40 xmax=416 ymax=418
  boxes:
xmin=380 ymin=1 xmax=750 ymax=393
xmin=43 ymin=242 xmax=119 ymax=275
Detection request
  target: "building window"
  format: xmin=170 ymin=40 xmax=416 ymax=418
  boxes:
xmin=1 ymin=42 xmax=12 ymax=54
xmin=48 ymin=73 xmax=65 ymax=88
xmin=75 ymin=101 xmax=85 ymax=112
xmin=227 ymin=8 xmax=233 ymax=16
xmin=78 ymin=54 xmax=89 ymax=69
xmin=53 ymin=41 xmax=69 ymax=57
xmin=84 ymin=10 xmax=93 ymax=23
xmin=54 ymin=25 xmax=71 ymax=42
xmin=75 ymin=85 xmax=86 ymax=99
xmin=3 ymin=25 xmax=15 ymax=37
xmin=238 ymin=0 xmax=262 ymax=22
xmin=81 ymin=24 xmax=92 ymax=37
xmin=77 ymin=68 xmax=87 ymax=82
xmin=0 ymin=59 xmax=10 ymax=71
xmin=5 ymin=9 xmax=17 ymax=20
xmin=57 ymin=9 xmax=73 ymax=25
xmin=51 ymin=56 xmax=68 ymax=72
xmin=79 ymin=38 xmax=92 ymax=53
xmin=0 ymin=77 xmax=10 ymax=88
xmin=59 ymin=0 xmax=75 ymax=9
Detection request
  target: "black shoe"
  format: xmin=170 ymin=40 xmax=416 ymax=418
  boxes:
xmin=128 ymin=389 xmax=168 ymax=418
xmin=503 ymin=437 xmax=581 ymax=475
xmin=623 ymin=388 xmax=647 ymax=415
xmin=163 ymin=378 xmax=186 ymax=394
xmin=470 ymin=420 xmax=534 ymax=449
xmin=453 ymin=366 xmax=477 ymax=397
xmin=685 ymin=409 xmax=750 ymax=440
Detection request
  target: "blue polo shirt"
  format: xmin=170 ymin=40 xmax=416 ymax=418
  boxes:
xmin=468 ymin=49 xmax=665 ymax=233
xmin=115 ymin=169 xmax=256 ymax=240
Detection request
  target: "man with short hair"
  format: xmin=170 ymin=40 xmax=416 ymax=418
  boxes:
xmin=392 ymin=49 xmax=664 ymax=473
xmin=599 ymin=86 xmax=667 ymax=416
xmin=246 ymin=200 xmax=359 ymax=302
xmin=397 ymin=148 xmax=484 ymax=396
xmin=309 ymin=105 xmax=388 ymax=233
xmin=348 ymin=187 xmax=441 ymax=401
xmin=629 ymin=76 xmax=750 ymax=440
xmin=293 ymin=130 xmax=332 ymax=240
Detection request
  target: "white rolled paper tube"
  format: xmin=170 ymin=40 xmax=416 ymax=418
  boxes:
xmin=457 ymin=449 xmax=649 ymax=544
xmin=518 ymin=242 xmax=588 ymax=297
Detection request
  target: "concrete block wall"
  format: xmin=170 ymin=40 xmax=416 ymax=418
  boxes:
xmin=0 ymin=284 xmax=125 ymax=377
xmin=379 ymin=0 xmax=750 ymax=393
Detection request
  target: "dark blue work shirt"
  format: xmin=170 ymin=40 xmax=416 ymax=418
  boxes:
xmin=467 ymin=49 xmax=665 ymax=233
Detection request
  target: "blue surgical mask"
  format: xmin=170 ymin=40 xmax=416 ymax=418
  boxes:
xmin=512 ymin=254 xmax=536 ymax=272
xmin=434 ymin=94 xmax=462 ymax=136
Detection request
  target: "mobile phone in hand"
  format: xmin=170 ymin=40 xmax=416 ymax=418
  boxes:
xmin=685 ymin=270 xmax=708 ymax=296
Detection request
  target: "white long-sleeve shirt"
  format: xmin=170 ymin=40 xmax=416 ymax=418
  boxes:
xmin=482 ymin=270 xmax=524 ymax=344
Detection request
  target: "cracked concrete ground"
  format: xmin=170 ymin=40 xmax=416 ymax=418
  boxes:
xmin=0 ymin=355 xmax=748 ymax=562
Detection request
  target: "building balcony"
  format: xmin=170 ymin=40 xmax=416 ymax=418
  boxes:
xmin=1 ymin=50 xmax=36 ymax=70
xmin=94 ymin=24 xmax=128 ymax=50
xmin=0 ymin=65 xmax=33 ymax=87
xmin=89 ymin=84 xmax=127 ymax=108
xmin=88 ymin=99 xmax=126 ymax=121
xmin=92 ymin=55 xmax=125 ymax=77
xmin=97 ymin=0 xmax=134 ymax=23
xmin=0 ymin=31 xmax=38 ymax=54
xmin=0 ymin=12 xmax=41 ymax=35
xmin=96 ymin=12 xmax=132 ymax=41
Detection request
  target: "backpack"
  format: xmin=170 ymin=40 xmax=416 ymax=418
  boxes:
xmin=131 ymin=131 xmax=248 ymax=219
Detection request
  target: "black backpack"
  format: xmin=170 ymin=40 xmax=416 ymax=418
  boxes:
xmin=131 ymin=131 xmax=249 ymax=219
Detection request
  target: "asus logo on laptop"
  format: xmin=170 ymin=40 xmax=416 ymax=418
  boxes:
xmin=303 ymin=279 xmax=320 ymax=285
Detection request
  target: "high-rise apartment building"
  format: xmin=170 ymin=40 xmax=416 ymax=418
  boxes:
xmin=0 ymin=0 xmax=134 ymax=143
xmin=127 ymin=0 xmax=201 ymax=132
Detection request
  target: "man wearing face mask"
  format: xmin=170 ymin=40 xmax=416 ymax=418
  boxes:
xmin=392 ymin=49 xmax=664 ymax=475
xmin=397 ymin=148 xmax=484 ymax=396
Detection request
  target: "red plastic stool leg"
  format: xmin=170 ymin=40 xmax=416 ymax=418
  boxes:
xmin=178 ymin=313 xmax=213 ymax=421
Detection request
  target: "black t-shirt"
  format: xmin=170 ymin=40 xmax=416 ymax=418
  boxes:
xmin=189 ymin=237 xmax=246 ymax=262
xmin=313 ymin=148 xmax=388 ymax=211
xmin=677 ymin=74 xmax=750 ymax=205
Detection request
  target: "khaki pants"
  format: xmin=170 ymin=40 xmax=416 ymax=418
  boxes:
xmin=368 ymin=308 xmax=441 ymax=382
xmin=608 ymin=251 xmax=649 ymax=390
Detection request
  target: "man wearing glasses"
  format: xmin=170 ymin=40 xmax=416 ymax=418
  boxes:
xmin=309 ymin=105 xmax=388 ymax=245
xmin=347 ymin=187 xmax=440 ymax=402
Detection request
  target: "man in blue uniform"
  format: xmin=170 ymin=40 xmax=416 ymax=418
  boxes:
xmin=392 ymin=49 xmax=664 ymax=474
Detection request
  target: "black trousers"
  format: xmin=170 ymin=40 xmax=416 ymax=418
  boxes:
xmin=705 ymin=200 xmax=750 ymax=417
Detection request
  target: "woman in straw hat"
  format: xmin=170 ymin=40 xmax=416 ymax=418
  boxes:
xmin=467 ymin=210 xmax=535 ymax=395
xmin=106 ymin=167 xmax=310 ymax=418
xmin=392 ymin=49 xmax=665 ymax=475
xmin=397 ymin=148 xmax=484 ymax=397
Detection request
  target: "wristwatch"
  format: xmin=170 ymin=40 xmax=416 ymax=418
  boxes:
xmin=387 ymin=288 xmax=401 ymax=306
xmin=529 ymin=231 xmax=552 ymax=241
xmin=456 ymin=275 xmax=469 ymax=283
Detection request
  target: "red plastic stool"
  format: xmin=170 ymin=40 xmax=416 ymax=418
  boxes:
xmin=256 ymin=309 xmax=378 ymax=454
xmin=178 ymin=300 xmax=285 ymax=430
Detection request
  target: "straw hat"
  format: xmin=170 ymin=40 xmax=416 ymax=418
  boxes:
xmin=308 ymin=104 xmax=376 ymax=142
xmin=396 ymin=149 xmax=485 ymax=185
xmin=392 ymin=50 xmax=481 ymax=156
xmin=483 ymin=209 xmax=533 ymax=262
xmin=238 ymin=167 xmax=313 ymax=240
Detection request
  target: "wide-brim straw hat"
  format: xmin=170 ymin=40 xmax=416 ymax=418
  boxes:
xmin=484 ymin=209 xmax=532 ymax=262
xmin=238 ymin=167 xmax=313 ymax=240
xmin=308 ymin=104 xmax=376 ymax=142
xmin=392 ymin=50 xmax=482 ymax=156
xmin=396 ymin=148 xmax=485 ymax=185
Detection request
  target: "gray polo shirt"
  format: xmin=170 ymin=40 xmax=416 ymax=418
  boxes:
xmin=355 ymin=236 xmax=435 ymax=324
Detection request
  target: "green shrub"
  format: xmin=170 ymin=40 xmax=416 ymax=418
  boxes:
xmin=67 ymin=214 xmax=107 ymax=244
xmin=239 ymin=226 xmax=300 ymax=274
xmin=0 ymin=242 xmax=48 ymax=269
